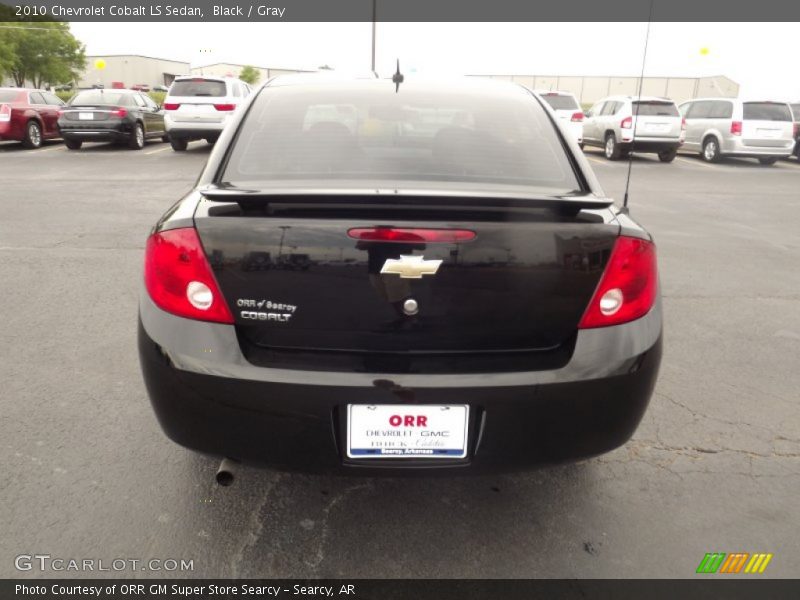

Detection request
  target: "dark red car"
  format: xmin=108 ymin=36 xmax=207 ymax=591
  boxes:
xmin=0 ymin=88 xmax=65 ymax=149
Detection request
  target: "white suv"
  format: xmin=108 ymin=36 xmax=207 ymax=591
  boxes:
xmin=583 ymin=95 xmax=684 ymax=161
xmin=535 ymin=90 xmax=584 ymax=147
xmin=163 ymin=76 xmax=252 ymax=151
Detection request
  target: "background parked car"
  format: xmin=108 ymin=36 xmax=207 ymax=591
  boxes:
xmin=535 ymin=90 xmax=584 ymax=148
xmin=58 ymin=88 xmax=167 ymax=150
xmin=678 ymin=98 xmax=795 ymax=165
xmin=162 ymin=75 xmax=252 ymax=151
xmin=583 ymin=95 xmax=684 ymax=162
xmin=790 ymin=102 xmax=800 ymax=158
xmin=153 ymin=85 xmax=169 ymax=93
xmin=0 ymin=88 xmax=65 ymax=149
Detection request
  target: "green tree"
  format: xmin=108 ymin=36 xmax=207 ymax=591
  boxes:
xmin=0 ymin=35 xmax=14 ymax=79
xmin=239 ymin=65 xmax=260 ymax=85
xmin=0 ymin=21 xmax=85 ymax=88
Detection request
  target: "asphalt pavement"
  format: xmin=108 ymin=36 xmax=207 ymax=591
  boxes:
xmin=1 ymin=139 xmax=799 ymax=578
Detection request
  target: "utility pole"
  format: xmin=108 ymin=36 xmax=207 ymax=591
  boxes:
xmin=370 ymin=0 xmax=377 ymax=72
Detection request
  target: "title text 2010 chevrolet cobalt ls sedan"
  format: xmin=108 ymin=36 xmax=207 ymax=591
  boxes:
xmin=138 ymin=75 xmax=662 ymax=474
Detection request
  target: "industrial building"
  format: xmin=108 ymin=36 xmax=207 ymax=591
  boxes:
xmin=471 ymin=74 xmax=739 ymax=105
xmin=76 ymin=55 xmax=191 ymax=90
xmin=189 ymin=62 xmax=312 ymax=83
xmin=3 ymin=59 xmax=739 ymax=102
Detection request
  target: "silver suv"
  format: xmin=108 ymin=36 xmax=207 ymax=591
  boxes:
xmin=678 ymin=98 xmax=795 ymax=165
xmin=583 ymin=95 xmax=684 ymax=162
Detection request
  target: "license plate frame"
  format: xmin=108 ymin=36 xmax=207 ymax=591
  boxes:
xmin=347 ymin=404 xmax=469 ymax=459
xmin=645 ymin=123 xmax=669 ymax=133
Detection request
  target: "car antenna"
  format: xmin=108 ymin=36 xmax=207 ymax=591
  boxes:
xmin=622 ymin=0 xmax=655 ymax=212
xmin=392 ymin=59 xmax=404 ymax=93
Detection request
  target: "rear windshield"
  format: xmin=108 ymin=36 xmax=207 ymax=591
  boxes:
xmin=540 ymin=94 xmax=579 ymax=110
xmin=743 ymin=102 xmax=792 ymax=122
xmin=0 ymin=90 xmax=22 ymax=102
xmin=222 ymin=84 xmax=580 ymax=191
xmin=70 ymin=91 xmax=128 ymax=106
xmin=169 ymin=80 xmax=226 ymax=97
xmin=633 ymin=101 xmax=679 ymax=117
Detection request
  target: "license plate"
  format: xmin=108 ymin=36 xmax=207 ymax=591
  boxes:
xmin=757 ymin=129 xmax=779 ymax=138
xmin=78 ymin=112 xmax=94 ymax=120
xmin=347 ymin=404 xmax=469 ymax=459
xmin=646 ymin=123 xmax=669 ymax=133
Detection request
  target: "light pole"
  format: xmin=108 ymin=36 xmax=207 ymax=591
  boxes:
xmin=370 ymin=0 xmax=377 ymax=73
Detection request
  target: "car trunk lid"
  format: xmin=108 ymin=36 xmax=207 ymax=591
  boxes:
xmin=193 ymin=191 xmax=618 ymax=356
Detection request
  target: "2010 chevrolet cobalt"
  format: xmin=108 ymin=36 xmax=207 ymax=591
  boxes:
xmin=138 ymin=75 xmax=662 ymax=474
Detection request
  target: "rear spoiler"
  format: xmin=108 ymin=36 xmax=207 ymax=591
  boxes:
xmin=198 ymin=185 xmax=614 ymax=212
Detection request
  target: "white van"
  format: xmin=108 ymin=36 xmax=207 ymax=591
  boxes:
xmin=678 ymin=98 xmax=795 ymax=165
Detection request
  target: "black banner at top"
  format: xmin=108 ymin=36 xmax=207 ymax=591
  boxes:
xmin=2 ymin=0 xmax=800 ymax=22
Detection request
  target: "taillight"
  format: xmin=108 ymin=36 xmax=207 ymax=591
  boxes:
xmin=0 ymin=104 xmax=10 ymax=122
xmin=570 ymin=111 xmax=584 ymax=122
xmin=110 ymin=107 xmax=127 ymax=118
xmin=347 ymin=227 xmax=476 ymax=243
xmin=621 ymin=116 xmax=633 ymax=129
xmin=578 ymin=236 xmax=657 ymax=329
xmin=163 ymin=103 xmax=180 ymax=110
xmin=793 ymin=123 xmax=798 ymax=138
xmin=730 ymin=121 xmax=742 ymax=136
xmin=144 ymin=227 xmax=233 ymax=324
xmin=213 ymin=103 xmax=236 ymax=111
xmin=681 ymin=117 xmax=686 ymax=130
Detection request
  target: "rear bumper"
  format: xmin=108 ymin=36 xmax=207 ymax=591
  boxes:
xmin=165 ymin=127 xmax=223 ymax=141
xmin=722 ymin=137 xmax=793 ymax=158
xmin=59 ymin=122 xmax=131 ymax=142
xmin=164 ymin=114 xmax=227 ymax=139
xmin=619 ymin=138 xmax=682 ymax=153
xmin=138 ymin=292 xmax=663 ymax=475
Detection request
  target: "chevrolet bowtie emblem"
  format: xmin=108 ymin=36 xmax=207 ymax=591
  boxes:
xmin=380 ymin=255 xmax=443 ymax=279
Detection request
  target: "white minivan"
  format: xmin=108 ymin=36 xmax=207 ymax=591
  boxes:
xmin=678 ymin=98 xmax=795 ymax=165
xmin=163 ymin=76 xmax=252 ymax=151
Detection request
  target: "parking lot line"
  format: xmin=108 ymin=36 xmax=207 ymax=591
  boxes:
xmin=676 ymin=156 xmax=715 ymax=169
xmin=30 ymin=145 xmax=67 ymax=154
xmin=145 ymin=145 xmax=173 ymax=155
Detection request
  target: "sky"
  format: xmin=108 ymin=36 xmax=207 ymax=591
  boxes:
xmin=68 ymin=22 xmax=799 ymax=100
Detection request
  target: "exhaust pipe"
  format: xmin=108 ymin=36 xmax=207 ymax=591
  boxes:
xmin=215 ymin=457 xmax=238 ymax=486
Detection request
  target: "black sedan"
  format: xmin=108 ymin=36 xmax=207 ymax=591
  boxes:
xmin=138 ymin=75 xmax=662 ymax=476
xmin=58 ymin=89 xmax=167 ymax=150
